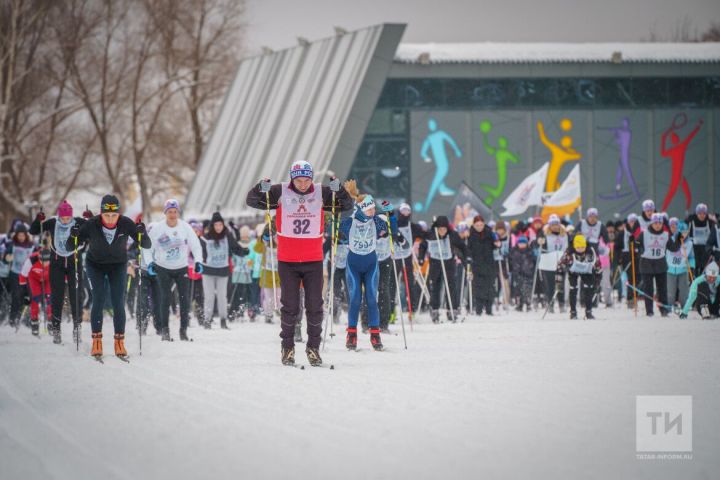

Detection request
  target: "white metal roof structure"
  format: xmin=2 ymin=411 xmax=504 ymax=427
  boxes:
xmin=396 ymin=42 xmax=720 ymax=64
xmin=185 ymin=23 xmax=405 ymax=218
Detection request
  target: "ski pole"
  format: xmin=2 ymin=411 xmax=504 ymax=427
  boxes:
xmin=323 ymin=193 xmax=338 ymax=350
xmin=467 ymin=264 xmax=473 ymax=315
xmin=400 ymin=259 xmax=414 ymax=330
xmin=74 ymin=236 xmax=80 ymax=351
xmin=630 ymin=238 xmax=638 ymax=317
xmin=137 ymin=228 xmax=143 ymax=356
xmin=529 ymin=248 xmax=543 ymax=310
xmin=458 ymin=261 xmax=466 ymax=316
xmin=680 ymin=234 xmax=694 ymax=283
xmin=625 ymin=282 xmax=679 ymax=315
xmin=38 ymin=206 xmax=48 ymax=335
xmin=433 ymin=224 xmax=456 ymax=323
xmin=385 ymin=217 xmax=407 ymax=349
xmin=411 ymin=250 xmax=431 ymax=304
xmin=265 ymin=190 xmax=278 ymax=314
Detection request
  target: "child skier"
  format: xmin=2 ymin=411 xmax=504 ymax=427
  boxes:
xmin=509 ymin=236 xmax=535 ymax=312
xmin=559 ymin=234 xmax=602 ymax=319
xmin=19 ymin=248 xmax=51 ymax=336
xmin=339 ymin=181 xmax=405 ymax=350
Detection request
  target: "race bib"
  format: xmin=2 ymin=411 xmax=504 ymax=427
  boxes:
xmin=427 ymin=236 xmax=452 ymax=260
xmin=206 ymin=238 xmax=229 ymax=268
xmin=279 ymin=182 xmax=323 ymax=239
xmin=392 ymin=225 xmax=413 ymax=259
xmin=348 ymin=219 xmax=376 ymax=255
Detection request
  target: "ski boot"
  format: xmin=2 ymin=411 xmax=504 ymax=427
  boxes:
xmin=306 ymin=347 xmax=322 ymax=366
xmin=361 ymin=325 xmax=369 ymax=334
xmin=369 ymin=328 xmax=383 ymax=351
xmin=30 ymin=319 xmax=40 ymax=336
xmin=281 ymin=346 xmax=295 ymax=366
xmin=114 ymin=333 xmax=128 ymax=358
xmin=73 ymin=323 xmax=82 ymax=344
xmin=52 ymin=323 xmax=62 ymax=344
xmin=161 ymin=327 xmax=173 ymax=342
xmin=345 ymin=327 xmax=357 ymax=350
xmin=265 ymin=314 xmax=273 ymax=324
xmin=570 ymin=310 xmax=578 ymax=320
xmin=294 ymin=323 xmax=303 ymax=343
xmin=203 ymin=318 xmax=212 ymax=329
xmin=179 ymin=328 xmax=190 ymax=341
xmin=91 ymin=333 xmax=103 ymax=358
xmin=515 ymin=303 xmax=523 ymax=312
xmin=585 ymin=310 xmax=595 ymax=320
xmin=220 ymin=317 xmax=229 ymax=330
xmin=548 ymin=303 xmax=555 ymax=314
xmin=431 ymin=309 xmax=440 ymax=324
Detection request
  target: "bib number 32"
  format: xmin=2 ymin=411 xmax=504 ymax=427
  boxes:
xmin=292 ymin=219 xmax=311 ymax=235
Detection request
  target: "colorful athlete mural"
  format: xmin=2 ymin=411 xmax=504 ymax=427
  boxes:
xmin=660 ymin=113 xmax=704 ymax=212
xmin=478 ymin=120 xmax=520 ymax=206
xmin=597 ymin=117 xmax=641 ymax=202
xmin=537 ymin=118 xmax=582 ymax=193
xmin=416 ymin=118 xmax=462 ymax=212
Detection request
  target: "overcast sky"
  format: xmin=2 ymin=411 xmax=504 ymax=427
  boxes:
xmin=243 ymin=0 xmax=720 ymax=54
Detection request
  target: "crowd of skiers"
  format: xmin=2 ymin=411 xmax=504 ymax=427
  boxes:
xmin=1 ymin=162 xmax=719 ymax=365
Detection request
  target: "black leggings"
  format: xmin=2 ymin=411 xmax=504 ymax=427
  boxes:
xmin=137 ymin=271 xmax=161 ymax=331
xmin=428 ymin=259 xmax=457 ymax=310
xmin=156 ymin=265 xmax=190 ymax=331
xmin=568 ymin=273 xmax=594 ymax=313
xmin=49 ymin=255 xmax=83 ymax=328
xmin=378 ymin=258 xmax=394 ymax=328
xmin=278 ymin=261 xmax=324 ymax=349
xmin=542 ymin=270 xmax=565 ymax=306
xmin=642 ymin=272 xmax=668 ymax=315
xmin=85 ymin=261 xmax=127 ymax=334
xmin=472 ymin=273 xmax=495 ymax=314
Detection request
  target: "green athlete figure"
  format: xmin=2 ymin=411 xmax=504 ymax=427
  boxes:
xmin=479 ymin=120 xmax=520 ymax=206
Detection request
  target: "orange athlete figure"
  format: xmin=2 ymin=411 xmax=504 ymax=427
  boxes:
xmin=537 ymin=118 xmax=582 ymax=193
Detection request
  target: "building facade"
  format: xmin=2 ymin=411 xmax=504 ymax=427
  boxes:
xmin=186 ymin=25 xmax=720 ymax=221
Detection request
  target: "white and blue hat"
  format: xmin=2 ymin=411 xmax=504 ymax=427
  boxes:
xmin=357 ymin=195 xmax=375 ymax=213
xmin=289 ymin=160 xmax=313 ymax=180
xmin=642 ymin=199 xmax=655 ymax=211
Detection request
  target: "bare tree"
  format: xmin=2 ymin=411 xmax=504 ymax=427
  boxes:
xmin=0 ymin=0 xmax=245 ymax=227
xmin=150 ymin=0 xmax=244 ymax=167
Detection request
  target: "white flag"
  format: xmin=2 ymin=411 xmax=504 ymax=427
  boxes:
xmin=501 ymin=163 xmax=549 ymax=217
xmin=545 ymin=164 xmax=581 ymax=207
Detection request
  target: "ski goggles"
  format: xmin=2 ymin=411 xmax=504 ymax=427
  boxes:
xmin=101 ymin=203 xmax=120 ymax=212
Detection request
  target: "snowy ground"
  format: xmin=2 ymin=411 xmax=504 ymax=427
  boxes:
xmin=1 ymin=308 xmax=719 ymax=480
